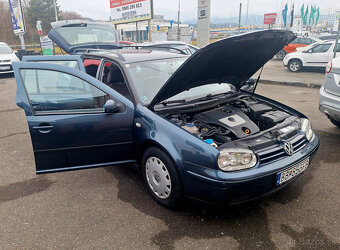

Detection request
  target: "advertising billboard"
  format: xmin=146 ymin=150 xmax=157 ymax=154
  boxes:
xmin=264 ymin=13 xmax=277 ymax=25
xmin=8 ymin=0 xmax=26 ymax=34
xmin=40 ymin=36 xmax=54 ymax=55
xmin=110 ymin=0 xmax=153 ymax=25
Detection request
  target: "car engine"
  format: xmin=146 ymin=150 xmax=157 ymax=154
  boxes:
xmin=162 ymin=96 xmax=292 ymax=146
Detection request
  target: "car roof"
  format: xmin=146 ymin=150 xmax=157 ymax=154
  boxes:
xmin=85 ymin=48 xmax=188 ymax=64
xmin=0 ymin=42 xmax=10 ymax=45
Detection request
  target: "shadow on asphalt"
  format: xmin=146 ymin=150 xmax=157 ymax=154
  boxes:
xmin=104 ymin=130 xmax=340 ymax=249
xmin=0 ymin=73 xmax=14 ymax=80
xmin=0 ymin=177 xmax=55 ymax=202
xmin=105 ymin=165 xmax=275 ymax=249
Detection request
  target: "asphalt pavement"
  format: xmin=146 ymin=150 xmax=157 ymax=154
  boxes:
xmin=256 ymin=60 xmax=325 ymax=88
xmin=0 ymin=73 xmax=340 ymax=249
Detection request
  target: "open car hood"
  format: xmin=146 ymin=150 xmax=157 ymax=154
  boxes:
xmin=48 ymin=20 xmax=120 ymax=54
xmin=149 ymin=30 xmax=295 ymax=108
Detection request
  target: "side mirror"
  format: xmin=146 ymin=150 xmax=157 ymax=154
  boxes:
xmin=104 ymin=99 xmax=119 ymax=113
xmin=240 ymin=77 xmax=256 ymax=92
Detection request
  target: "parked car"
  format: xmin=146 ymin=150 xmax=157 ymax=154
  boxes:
xmin=0 ymin=42 xmax=20 ymax=74
xmin=318 ymin=35 xmax=337 ymax=41
xmin=13 ymin=30 xmax=319 ymax=207
xmin=319 ymin=57 xmax=340 ymax=127
xmin=48 ymin=20 xmax=120 ymax=54
xmin=136 ymin=41 xmax=199 ymax=55
xmin=283 ymin=40 xmax=340 ymax=72
xmin=276 ymin=37 xmax=321 ymax=60
xmin=119 ymin=41 xmax=134 ymax=46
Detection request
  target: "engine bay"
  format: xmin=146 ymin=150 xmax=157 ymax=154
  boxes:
xmin=161 ymin=95 xmax=294 ymax=147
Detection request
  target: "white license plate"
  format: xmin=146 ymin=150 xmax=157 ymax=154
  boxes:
xmin=0 ymin=66 xmax=10 ymax=70
xmin=276 ymin=158 xmax=310 ymax=186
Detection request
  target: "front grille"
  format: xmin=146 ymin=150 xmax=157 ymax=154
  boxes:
xmin=257 ymin=134 xmax=308 ymax=165
xmin=0 ymin=65 xmax=12 ymax=72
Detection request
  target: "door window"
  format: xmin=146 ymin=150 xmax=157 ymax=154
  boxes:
xmin=20 ymin=69 xmax=109 ymax=114
xmin=311 ymin=44 xmax=331 ymax=53
xmin=301 ymin=38 xmax=313 ymax=45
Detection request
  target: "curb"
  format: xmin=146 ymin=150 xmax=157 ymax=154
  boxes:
xmin=259 ymin=79 xmax=322 ymax=89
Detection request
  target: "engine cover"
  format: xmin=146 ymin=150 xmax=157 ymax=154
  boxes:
xmin=193 ymin=106 xmax=260 ymax=138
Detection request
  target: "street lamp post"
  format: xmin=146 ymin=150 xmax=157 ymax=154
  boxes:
xmin=53 ymin=0 xmax=58 ymax=22
xmin=246 ymin=0 xmax=249 ymax=31
xmin=177 ymin=0 xmax=180 ymax=41
xmin=238 ymin=3 xmax=242 ymax=34
xmin=334 ymin=14 xmax=340 ymax=58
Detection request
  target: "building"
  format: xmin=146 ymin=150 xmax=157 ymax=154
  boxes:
xmin=115 ymin=15 xmax=192 ymax=43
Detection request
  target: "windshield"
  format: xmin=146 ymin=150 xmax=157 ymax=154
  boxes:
xmin=127 ymin=58 xmax=232 ymax=105
xmin=0 ymin=44 xmax=13 ymax=54
xmin=127 ymin=58 xmax=186 ymax=104
xmin=55 ymin=24 xmax=117 ymax=45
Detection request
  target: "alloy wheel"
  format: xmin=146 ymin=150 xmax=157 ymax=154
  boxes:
xmin=276 ymin=50 xmax=286 ymax=60
xmin=289 ymin=62 xmax=300 ymax=72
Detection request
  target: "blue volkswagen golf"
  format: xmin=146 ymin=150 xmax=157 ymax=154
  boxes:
xmin=13 ymin=29 xmax=319 ymax=207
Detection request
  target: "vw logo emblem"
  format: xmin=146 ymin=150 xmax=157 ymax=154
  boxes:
xmin=284 ymin=141 xmax=294 ymax=155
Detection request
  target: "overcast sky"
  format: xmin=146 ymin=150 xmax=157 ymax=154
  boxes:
xmin=57 ymin=0 xmax=340 ymax=21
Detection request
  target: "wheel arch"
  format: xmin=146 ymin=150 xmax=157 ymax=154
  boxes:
xmin=137 ymin=140 xmax=181 ymax=169
xmin=137 ymin=140 xmax=187 ymax=190
xmin=288 ymin=58 xmax=303 ymax=66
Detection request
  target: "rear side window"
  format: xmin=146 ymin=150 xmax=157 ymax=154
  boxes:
xmin=301 ymin=38 xmax=313 ymax=45
xmin=20 ymin=69 xmax=109 ymax=114
xmin=291 ymin=38 xmax=301 ymax=44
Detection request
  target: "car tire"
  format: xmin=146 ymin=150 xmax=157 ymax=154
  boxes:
xmin=276 ymin=50 xmax=287 ymax=60
xmin=288 ymin=59 xmax=303 ymax=72
xmin=141 ymin=147 xmax=184 ymax=207
xmin=330 ymin=117 xmax=340 ymax=128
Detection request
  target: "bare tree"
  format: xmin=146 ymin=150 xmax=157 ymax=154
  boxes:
xmin=60 ymin=11 xmax=83 ymax=20
xmin=0 ymin=2 xmax=19 ymax=44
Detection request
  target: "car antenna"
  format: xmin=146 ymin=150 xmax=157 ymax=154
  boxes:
xmin=251 ymin=66 xmax=264 ymax=97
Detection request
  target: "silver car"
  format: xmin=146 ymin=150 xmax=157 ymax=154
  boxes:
xmin=319 ymin=57 xmax=340 ymax=127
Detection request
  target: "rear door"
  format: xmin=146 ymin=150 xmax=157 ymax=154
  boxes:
xmin=13 ymin=62 xmax=136 ymax=174
xmin=22 ymin=55 xmax=86 ymax=72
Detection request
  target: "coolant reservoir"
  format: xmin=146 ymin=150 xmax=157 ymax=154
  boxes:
xmin=182 ymin=123 xmax=199 ymax=134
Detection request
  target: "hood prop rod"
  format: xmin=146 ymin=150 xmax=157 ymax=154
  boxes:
xmin=251 ymin=66 xmax=264 ymax=97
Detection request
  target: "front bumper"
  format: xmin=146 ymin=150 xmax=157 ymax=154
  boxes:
xmin=0 ymin=64 xmax=13 ymax=74
xmin=319 ymin=86 xmax=340 ymax=121
xmin=182 ymin=134 xmax=319 ymax=205
xmin=283 ymin=57 xmax=289 ymax=66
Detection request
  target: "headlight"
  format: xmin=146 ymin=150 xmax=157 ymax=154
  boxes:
xmin=301 ymin=118 xmax=313 ymax=141
xmin=218 ymin=148 xmax=257 ymax=172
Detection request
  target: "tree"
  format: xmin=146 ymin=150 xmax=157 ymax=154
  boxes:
xmin=60 ymin=11 xmax=83 ymax=20
xmin=0 ymin=2 xmax=19 ymax=44
xmin=26 ymin=0 xmax=61 ymax=34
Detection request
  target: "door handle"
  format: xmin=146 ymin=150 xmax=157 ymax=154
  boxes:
xmin=32 ymin=124 xmax=54 ymax=134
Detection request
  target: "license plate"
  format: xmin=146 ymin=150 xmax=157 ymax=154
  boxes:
xmin=0 ymin=66 xmax=10 ymax=70
xmin=276 ymin=158 xmax=310 ymax=186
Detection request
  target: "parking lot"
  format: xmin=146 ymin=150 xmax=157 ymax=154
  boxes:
xmin=1 ymin=71 xmax=340 ymax=249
